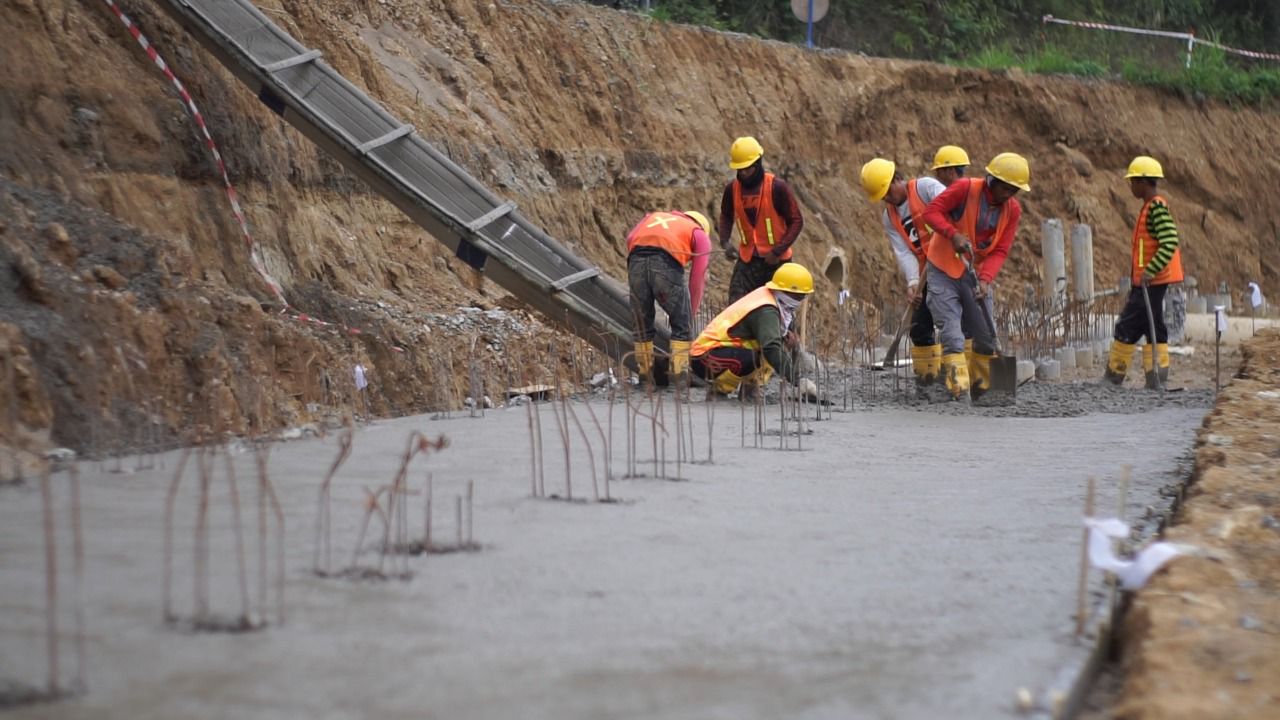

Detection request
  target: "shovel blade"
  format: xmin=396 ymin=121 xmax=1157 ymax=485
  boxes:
xmin=974 ymin=355 xmax=1018 ymax=406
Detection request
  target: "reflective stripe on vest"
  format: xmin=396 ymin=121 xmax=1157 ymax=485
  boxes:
xmin=1131 ymin=195 xmax=1184 ymax=285
xmin=732 ymin=173 xmax=793 ymax=264
xmin=625 ymin=211 xmax=697 ymax=267
xmin=887 ymin=178 xmax=932 ymax=263
xmin=690 ymin=286 xmax=778 ymax=357
xmin=925 ymin=178 xmax=1014 ymax=280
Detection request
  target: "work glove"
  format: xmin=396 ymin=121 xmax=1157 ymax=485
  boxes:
xmin=950 ymin=232 xmax=972 ymax=255
xmin=722 ymin=244 xmax=738 ymax=262
xmin=764 ymin=247 xmax=787 ymax=266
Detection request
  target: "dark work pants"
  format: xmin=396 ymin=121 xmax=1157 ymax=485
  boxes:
xmin=728 ymin=256 xmax=778 ymax=303
xmin=1113 ymin=284 xmax=1169 ymax=345
xmin=909 ymin=280 xmax=937 ymax=347
xmin=690 ymin=347 xmax=761 ymax=381
xmin=628 ymin=249 xmax=692 ymax=341
xmin=925 ymin=264 xmax=996 ymax=356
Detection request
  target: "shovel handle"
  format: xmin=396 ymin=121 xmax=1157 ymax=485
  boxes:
xmin=1140 ymin=283 xmax=1164 ymax=391
xmin=963 ymin=253 xmax=1002 ymax=355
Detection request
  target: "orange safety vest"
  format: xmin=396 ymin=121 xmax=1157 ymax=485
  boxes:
xmin=626 ymin=211 xmax=697 ymax=267
xmin=1131 ymin=195 xmax=1184 ymax=286
xmin=887 ymin=178 xmax=932 ymax=265
xmin=733 ymin=173 xmax=793 ymax=264
xmin=926 ymin=178 xmax=1015 ymax=280
xmin=690 ymin=286 xmax=779 ymax=358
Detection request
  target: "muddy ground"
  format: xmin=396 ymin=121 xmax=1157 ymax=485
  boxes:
xmin=1086 ymin=328 xmax=1280 ymax=720
xmin=0 ymin=386 xmax=1207 ymax=719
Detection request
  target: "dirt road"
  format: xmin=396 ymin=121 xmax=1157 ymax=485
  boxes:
xmin=1 ymin=396 xmax=1206 ymax=719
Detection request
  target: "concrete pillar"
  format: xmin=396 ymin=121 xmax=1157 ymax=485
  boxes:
xmin=1055 ymin=346 xmax=1077 ymax=369
xmin=1166 ymin=285 xmax=1187 ymax=343
xmin=1075 ymin=346 xmax=1095 ymax=367
xmin=1016 ymin=360 xmax=1037 ymax=384
xmin=1041 ymin=219 xmax=1066 ymax=309
xmin=1036 ymin=359 xmax=1061 ymax=380
xmin=1070 ymin=224 xmax=1094 ymax=302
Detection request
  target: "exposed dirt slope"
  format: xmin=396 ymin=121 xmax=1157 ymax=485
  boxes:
xmin=3 ymin=0 xmax=1280 ymax=456
xmin=1115 ymin=329 xmax=1280 ymax=719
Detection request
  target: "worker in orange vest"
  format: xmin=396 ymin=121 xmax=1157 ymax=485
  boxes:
xmin=1103 ymin=156 xmax=1184 ymax=388
xmin=625 ymin=210 xmax=713 ymax=381
xmin=860 ymin=156 xmax=948 ymax=392
xmin=690 ymin=263 xmax=813 ymax=395
xmin=717 ymin=137 xmax=805 ymax=303
xmin=921 ymin=153 xmax=1029 ymax=401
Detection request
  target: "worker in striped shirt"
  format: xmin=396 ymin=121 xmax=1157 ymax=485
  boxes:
xmin=1103 ymin=156 xmax=1184 ymax=389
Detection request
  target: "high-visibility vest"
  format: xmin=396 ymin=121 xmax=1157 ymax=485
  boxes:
xmin=1131 ymin=195 xmax=1184 ymax=285
xmin=625 ymin=211 xmax=697 ymax=267
xmin=887 ymin=178 xmax=932 ymax=265
xmin=733 ymin=173 xmax=792 ymax=263
xmin=690 ymin=286 xmax=779 ymax=358
xmin=926 ymin=178 xmax=1016 ymax=280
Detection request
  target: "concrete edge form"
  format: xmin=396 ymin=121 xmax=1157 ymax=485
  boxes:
xmin=157 ymin=0 xmax=659 ymax=362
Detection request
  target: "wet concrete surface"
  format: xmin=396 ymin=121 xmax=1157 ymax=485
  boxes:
xmin=0 ymin=392 xmax=1207 ymax=720
xmin=826 ymin=367 xmax=1215 ymax=418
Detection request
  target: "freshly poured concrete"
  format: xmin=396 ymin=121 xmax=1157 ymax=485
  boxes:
xmin=0 ymin=400 xmax=1203 ymax=719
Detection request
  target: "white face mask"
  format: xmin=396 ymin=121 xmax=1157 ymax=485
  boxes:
xmin=775 ymin=293 xmax=803 ymax=330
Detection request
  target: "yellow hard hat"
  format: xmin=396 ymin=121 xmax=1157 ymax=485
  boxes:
xmin=681 ymin=210 xmax=711 ymax=235
xmin=860 ymin=158 xmax=896 ymax=202
xmin=765 ymin=262 xmax=814 ymax=295
xmin=729 ymin=136 xmax=764 ymax=170
xmin=985 ymin=152 xmax=1031 ymax=192
xmin=932 ymin=145 xmax=970 ymax=169
xmin=1125 ymin=156 xmax=1164 ymax=179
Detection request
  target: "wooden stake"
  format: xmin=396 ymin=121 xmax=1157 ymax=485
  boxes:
xmin=69 ymin=462 xmax=86 ymax=692
xmin=41 ymin=462 xmax=59 ymax=695
xmin=163 ymin=449 xmax=191 ymax=623
xmin=466 ymin=480 xmax=474 ymax=545
xmin=224 ymin=450 xmax=251 ymax=625
xmin=1075 ymin=475 xmax=1097 ymax=636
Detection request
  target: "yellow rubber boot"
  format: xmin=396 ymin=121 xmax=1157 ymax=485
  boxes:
xmin=928 ymin=344 xmax=942 ymax=381
xmin=942 ymin=352 xmax=970 ymax=401
xmin=669 ymin=340 xmax=691 ymax=377
xmin=1102 ymin=341 xmax=1136 ymax=386
xmin=1157 ymin=343 xmax=1171 ymax=384
xmin=969 ymin=352 xmax=994 ymax=399
xmin=713 ymin=370 xmax=743 ymax=395
xmin=963 ymin=338 xmax=975 ymax=379
xmin=911 ymin=344 xmax=939 ymax=386
xmin=1142 ymin=344 xmax=1161 ymax=389
xmin=634 ymin=341 xmax=654 ymax=379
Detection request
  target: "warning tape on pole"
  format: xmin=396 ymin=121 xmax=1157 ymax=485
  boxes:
xmin=1042 ymin=15 xmax=1280 ymax=63
xmin=99 ymin=0 xmax=404 ymax=351
xmin=100 ymin=0 xmax=287 ymax=307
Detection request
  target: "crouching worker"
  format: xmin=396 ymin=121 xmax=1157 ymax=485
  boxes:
xmin=689 ymin=262 xmax=813 ymax=395
xmin=626 ymin=210 xmax=712 ymax=382
xmin=1103 ymin=156 xmax=1183 ymax=388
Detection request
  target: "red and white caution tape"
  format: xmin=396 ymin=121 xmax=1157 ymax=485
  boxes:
xmin=1043 ymin=15 xmax=1280 ymax=63
xmin=99 ymin=1 xmax=404 ymax=352
xmin=101 ymin=0 xmax=288 ymax=307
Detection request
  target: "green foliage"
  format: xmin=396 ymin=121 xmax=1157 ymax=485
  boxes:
xmin=594 ymin=0 xmax=1280 ymax=102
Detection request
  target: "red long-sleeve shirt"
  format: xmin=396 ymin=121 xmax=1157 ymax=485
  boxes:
xmin=716 ymin=174 xmax=804 ymax=256
xmin=922 ymin=178 xmax=1022 ymax=284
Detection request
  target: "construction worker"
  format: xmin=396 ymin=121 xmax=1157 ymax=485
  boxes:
xmin=718 ymin=136 xmax=805 ymax=303
xmin=860 ymin=158 xmax=947 ymax=390
xmin=921 ymin=153 xmax=1029 ymax=401
xmin=1103 ymin=156 xmax=1183 ymax=388
xmin=626 ymin=210 xmax=713 ymax=381
xmin=931 ymin=145 xmax=970 ymax=187
xmin=690 ymin=262 xmax=813 ymax=394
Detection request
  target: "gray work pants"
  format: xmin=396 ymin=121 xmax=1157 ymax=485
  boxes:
xmin=925 ymin=264 xmax=996 ymax=355
xmin=628 ymin=249 xmax=692 ymax=341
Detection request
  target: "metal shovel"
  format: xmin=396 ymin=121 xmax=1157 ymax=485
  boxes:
xmin=1140 ymin=281 xmax=1164 ymax=392
xmin=965 ymin=255 xmax=1017 ymax=404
